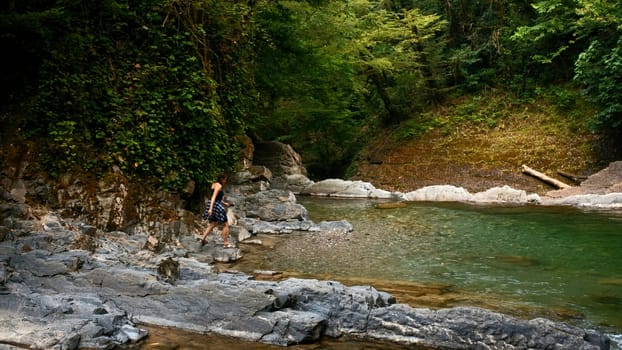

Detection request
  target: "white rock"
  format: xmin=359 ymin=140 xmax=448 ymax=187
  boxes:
xmin=404 ymin=185 xmax=472 ymax=202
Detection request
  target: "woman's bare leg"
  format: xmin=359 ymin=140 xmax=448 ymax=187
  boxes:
xmin=221 ymin=223 xmax=231 ymax=246
xmin=201 ymin=222 xmax=217 ymax=243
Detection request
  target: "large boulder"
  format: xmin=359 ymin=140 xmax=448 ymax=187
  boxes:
xmin=253 ymin=141 xmax=308 ymax=177
xmin=229 ymin=165 xmax=272 ymax=194
xmin=241 ymin=189 xmax=308 ymax=221
xmin=404 ymin=185 xmax=472 ymax=202
xmin=471 ymin=185 xmax=540 ymax=203
xmin=404 ymin=185 xmax=541 ymax=204
xmin=270 ymin=174 xmax=315 ymax=194
xmin=300 ymin=179 xmax=395 ymax=198
xmin=251 ymin=141 xmax=316 ymax=193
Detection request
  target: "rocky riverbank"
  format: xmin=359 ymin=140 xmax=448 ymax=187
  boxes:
xmin=0 ymin=197 xmax=613 ymax=350
xmin=1 ymin=141 xmax=620 ymax=349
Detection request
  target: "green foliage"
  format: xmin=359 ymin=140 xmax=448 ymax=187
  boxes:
xmin=575 ymin=39 xmax=622 ymax=129
xmin=2 ymin=0 xmax=251 ymax=189
xmin=512 ymin=0 xmax=578 ymax=64
xmin=350 ymin=3 xmax=448 ymax=123
xmin=252 ymin=0 xmax=368 ymax=178
xmin=251 ymin=0 xmax=449 ymax=177
xmin=512 ymin=0 xmax=622 ymax=130
xmin=395 ymin=118 xmax=434 ymax=139
xmin=509 ymin=0 xmax=583 ymax=89
xmin=572 ymin=0 xmax=622 ymax=130
xmin=1 ymin=0 xmax=620 ymax=186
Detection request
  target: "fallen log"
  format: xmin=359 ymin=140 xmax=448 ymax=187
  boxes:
xmin=557 ymin=170 xmax=587 ymax=184
xmin=522 ymin=165 xmax=572 ymax=189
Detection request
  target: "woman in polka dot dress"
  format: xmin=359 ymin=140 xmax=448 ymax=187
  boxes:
xmin=200 ymin=173 xmax=233 ymax=248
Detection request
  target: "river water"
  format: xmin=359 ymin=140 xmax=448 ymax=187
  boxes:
xmin=234 ymin=197 xmax=622 ymax=345
xmin=140 ymin=197 xmax=622 ymax=349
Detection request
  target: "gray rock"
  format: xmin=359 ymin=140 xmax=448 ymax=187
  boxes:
xmin=0 ymin=215 xmax=612 ymax=350
xmin=404 ymin=185 xmax=473 ymax=202
xmin=42 ymin=212 xmax=64 ymax=231
xmin=0 ymin=202 xmax=31 ymax=219
xmin=253 ymin=141 xmax=308 ymax=178
xmin=117 ymin=324 xmax=148 ymax=342
xmin=404 ymin=185 xmax=542 ymax=204
xmin=471 ymin=185 xmax=541 ymax=203
xmin=316 ymin=220 xmax=353 ymax=234
xmin=256 ymin=310 xmax=327 ymax=345
xmin=541 ymin=193 xmax=622 ymax=209
xmin=9 ymin=179 xmax=27 ymax=204
xmin=301 ymin=179 xmax=395 ymax=198
xmin=231 ymin=165 xmax=273 ymax=184
xmin=243 ymin=190 xmax=308 ymax=221
xmin=270 ymin=174 xmax=315 ymax=193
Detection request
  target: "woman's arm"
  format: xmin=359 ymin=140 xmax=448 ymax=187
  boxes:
xmin=208 ymin=183 xmax=222 ymax=213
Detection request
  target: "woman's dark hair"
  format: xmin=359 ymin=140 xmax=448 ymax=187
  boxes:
xmin=216 ymin=173 xmax=228 ymax=184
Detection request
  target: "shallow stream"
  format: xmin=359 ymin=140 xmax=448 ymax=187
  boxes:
xmin=140 ymin=198 xmax=622 ymax=349
xmin=235 ymin=198 xmax=622 ymax=343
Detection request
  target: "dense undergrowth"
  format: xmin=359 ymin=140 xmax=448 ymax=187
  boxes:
xmin=1 ymin=87 xmax=617 ymax=198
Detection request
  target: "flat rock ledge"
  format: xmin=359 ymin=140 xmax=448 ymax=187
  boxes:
xmin=0 ymin=216 xmax=611 ymax=350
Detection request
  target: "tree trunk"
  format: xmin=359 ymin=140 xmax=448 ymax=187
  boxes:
xmin=367 ymin=69 xmax=403 ymax=124
xmin=521 ymin=165 xmax=572 ymax=189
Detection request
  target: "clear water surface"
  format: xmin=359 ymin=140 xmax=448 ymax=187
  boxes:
xmin=237 ymin=197 xmax=622 ymax=344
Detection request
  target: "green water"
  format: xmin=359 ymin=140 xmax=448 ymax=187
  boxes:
xmin=250 ymin=197 xmax=622 ymax=341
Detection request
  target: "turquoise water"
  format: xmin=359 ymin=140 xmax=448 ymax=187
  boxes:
xmin=250 ymin=197 xmax=622 ymax=341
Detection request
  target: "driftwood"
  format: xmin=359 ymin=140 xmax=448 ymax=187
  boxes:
xmin=522 ymin=165 xmax=572 ymax=189
xmin=557 ymin=170 xmax=587 ymax=184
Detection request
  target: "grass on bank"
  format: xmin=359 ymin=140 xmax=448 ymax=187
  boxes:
xmin=351 ymin=88 xmax=608 ymax=193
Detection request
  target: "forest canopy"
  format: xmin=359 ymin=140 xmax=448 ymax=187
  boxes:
xmin=1 ymin=0 xmax=621 ymax=189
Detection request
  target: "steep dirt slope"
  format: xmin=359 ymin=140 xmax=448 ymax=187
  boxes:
xmin=351 ymin=99 xmax=607 ymax=195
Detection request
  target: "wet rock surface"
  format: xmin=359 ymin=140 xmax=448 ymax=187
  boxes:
xmin=0 ymin=197 xmax=613 ymax=350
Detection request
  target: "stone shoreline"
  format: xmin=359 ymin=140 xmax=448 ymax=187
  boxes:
xmin=1 ymin=186 xmax=618 ymax=350
xmin=1 ymin=151 xmax=620 ymax=349
xmin=0 ymin=211 xmax=613 ymax=350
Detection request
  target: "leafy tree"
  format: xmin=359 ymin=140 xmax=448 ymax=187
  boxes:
xmin=344 ymin=1 xmax=447 ymax=124
xmin=573 ymin=0 xmax=622 ymax=130
xmin=251 ymin=0 xmax=365 ymax=178
xmin=511 ymin=0 xmax=583 ymax=82
xmin=410 ymin=0 xmax=536 ymax=92
xmin=251 ymin=0 xmax=447 ymax=177
xmin=512 ymin=0 xmax=622 ymax=130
